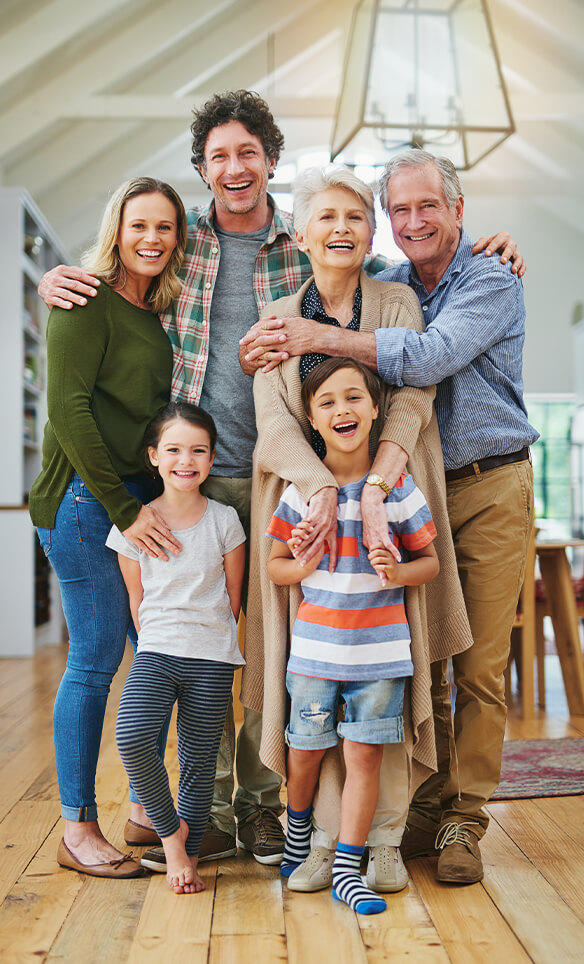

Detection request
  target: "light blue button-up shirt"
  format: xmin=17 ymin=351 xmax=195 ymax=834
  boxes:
xmin=375 ymin=231 xmax=539 ymax=470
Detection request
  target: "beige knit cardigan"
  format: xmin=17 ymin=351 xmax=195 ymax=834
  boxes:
xmin=241 ymin=272 xmax=473 ymax=797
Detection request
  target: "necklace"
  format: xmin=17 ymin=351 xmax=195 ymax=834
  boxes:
xmin=115 ymin=284 xmax=149 ymax=310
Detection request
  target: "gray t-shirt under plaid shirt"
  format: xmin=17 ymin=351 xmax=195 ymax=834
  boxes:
xmin=106 ymin=498 xmax=245 ymax=664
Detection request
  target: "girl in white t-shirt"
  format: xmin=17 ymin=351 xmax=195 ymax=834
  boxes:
xmin=107 ymin=402 xmax=245 ymax=895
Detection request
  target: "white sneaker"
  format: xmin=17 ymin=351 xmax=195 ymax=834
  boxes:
xmin=287 ymin=846 xmax=335 ymax=892
xmin=366 ymin=845 xmax=409 ymax=893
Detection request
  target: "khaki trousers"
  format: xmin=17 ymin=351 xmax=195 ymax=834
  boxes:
xmin=201 ymin=475 xmax=283 ymax=835
xmin=408 ymin=458 xmax=534 ymax=837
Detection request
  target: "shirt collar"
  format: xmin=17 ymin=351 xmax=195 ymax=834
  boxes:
xmin=194 ymin=193 xmax=291 ymax=243
xmin=302 ymin=280 xmax=362 ymax=320
xmin=407 ymin=228 xmax=473 ymax=293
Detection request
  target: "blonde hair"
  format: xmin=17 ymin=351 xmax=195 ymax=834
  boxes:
xmin=292 ymin=166 xmax=376 ymax=238
xmin=82 ymin=177 xmax=187 ymax=314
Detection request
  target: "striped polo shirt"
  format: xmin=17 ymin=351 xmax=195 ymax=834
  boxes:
xmin=267 ymin=473 xmax=436 ymax=682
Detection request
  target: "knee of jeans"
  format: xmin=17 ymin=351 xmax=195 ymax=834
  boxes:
xmin=298 ymin=701 xmax=333 ymax=728
xmin=64 ymin=664 xmax=116 ymax=695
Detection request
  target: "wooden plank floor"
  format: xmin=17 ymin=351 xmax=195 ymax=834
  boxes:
xmin=0 ymin=644 xmax=583 ymax=963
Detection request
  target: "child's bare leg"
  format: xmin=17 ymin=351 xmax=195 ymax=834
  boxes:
xmin=281 ymin=746 xmax=327 ymax=877
xmin=287 ymin=747 xmax=326 ymax=811
xmin=340 ymin=741 xmax=384 ymax=845
xmin=162 ymin=818 xmax=205 ymax=895
xmin=332 ymin=741 xmax=386 ymax=915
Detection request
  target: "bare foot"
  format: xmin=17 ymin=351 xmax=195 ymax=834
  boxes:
xmin=63 ymin=819 xmax=127 ymax=866
xmin=162 ymin=819 xmax=205 ymax=895
xmin=129 ymin=802 xmax=155 ymax=830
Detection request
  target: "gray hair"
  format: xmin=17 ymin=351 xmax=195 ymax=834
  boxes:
xmin=292 ymin=166 xmax=376 ymax=238
xmin=378 ymin=150 xmax=463 ymax=213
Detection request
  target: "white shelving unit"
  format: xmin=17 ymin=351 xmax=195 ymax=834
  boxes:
xmin=0 ymin=188 xmax=69 ymax=656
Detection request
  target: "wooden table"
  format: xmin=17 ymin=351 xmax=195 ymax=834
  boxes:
xmin=536 ymin=538 xmax=584 ymax=716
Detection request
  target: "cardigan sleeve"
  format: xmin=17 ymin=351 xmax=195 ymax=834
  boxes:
xmin=377 ymin=286 xmax=435 ymax=457
xmin=45 ymin=295 xmax=141 ymax=530
xmin=253 ymin=363 xmax=338 ymax=507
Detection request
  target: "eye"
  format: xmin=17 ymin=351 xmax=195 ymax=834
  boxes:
xmin=130 ymin=221 xmax=145 ymax=229
xmin=158 ymin=224 xmax=172 ymax=232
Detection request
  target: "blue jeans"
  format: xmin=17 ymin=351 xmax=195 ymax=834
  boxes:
xmin=37 ymin=472 xmax=163 ymax=821
xmin=285 ymin=671 xmax=406 ymax=750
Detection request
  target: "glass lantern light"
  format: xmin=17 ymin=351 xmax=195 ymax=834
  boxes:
xmin=331 ymin=0 xmax=515 ymax=169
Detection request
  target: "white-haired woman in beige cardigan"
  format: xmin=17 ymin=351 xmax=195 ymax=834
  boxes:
xmin=241 ymin=167 xmax=472 ymax=895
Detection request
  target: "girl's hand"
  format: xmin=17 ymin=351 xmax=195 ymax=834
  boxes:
xmin=122 ymin=505 xmax=182 ymax=560
xmin=368 ymin=546 xmax=400 ymax=587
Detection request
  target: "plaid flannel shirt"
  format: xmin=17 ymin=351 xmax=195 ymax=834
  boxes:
xmin=160 ymin=195 xmax=391 ymax=403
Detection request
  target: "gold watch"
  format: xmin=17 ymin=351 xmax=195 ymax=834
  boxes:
xmin=366 ymin=474 xmax=392 ymax=496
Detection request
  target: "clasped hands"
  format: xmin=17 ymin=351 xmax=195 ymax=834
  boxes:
xmin=287 ymin=485 xmax=401 ymax=586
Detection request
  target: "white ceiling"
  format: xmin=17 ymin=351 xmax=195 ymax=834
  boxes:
xmin=1 ymin=0 xmax=583 ymax=257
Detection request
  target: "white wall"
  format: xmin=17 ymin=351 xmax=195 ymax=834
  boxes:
xmin=463 ymin=195 xmax=582 ymax=396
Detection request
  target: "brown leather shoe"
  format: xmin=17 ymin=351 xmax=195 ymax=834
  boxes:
xmin=57 ymin=839 xmax=146 ymax=878
xmin=435 ymin=822 xmax=484 ymax=884
xmin=400 ymin=823 xmax=440 ymax=860
xmin=124 ymin=819 xmax=161 ymax=846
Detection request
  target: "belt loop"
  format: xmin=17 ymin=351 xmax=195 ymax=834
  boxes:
xmin=472 ymin=462 xmax=481 ymax=478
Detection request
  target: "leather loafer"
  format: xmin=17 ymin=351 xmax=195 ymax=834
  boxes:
xmin=124 ymin=819 xmax=161 ymax=846
xmin=57 ymin=838 xmax=146 ymax=878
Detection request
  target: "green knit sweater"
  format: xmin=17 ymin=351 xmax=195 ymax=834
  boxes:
xmin=29 ymin=283 xmax=172 ymax=531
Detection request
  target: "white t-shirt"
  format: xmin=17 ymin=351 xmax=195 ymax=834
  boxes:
xmin=106 ymin=497 xmax=246 ymax=664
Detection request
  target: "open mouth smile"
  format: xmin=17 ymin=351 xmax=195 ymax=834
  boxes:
xmin=224 ymin=181 xmax=252 ymax=192
xmin=327 ymin=241 xmax=355 ymax=250
xmin=333 ymin=421 xmax=358 ymax=436
xmin=137 ymin=250 xmax=163 ymax=261
xmin=406 ymin=232 xmax=434 ymax=241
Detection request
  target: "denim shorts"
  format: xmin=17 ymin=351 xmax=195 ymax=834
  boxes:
xmin=285 ymin=671 xmax=407 ymax=749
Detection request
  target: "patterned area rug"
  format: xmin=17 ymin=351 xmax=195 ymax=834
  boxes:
xmin=490 ymin=738 xmax=584 ymax=800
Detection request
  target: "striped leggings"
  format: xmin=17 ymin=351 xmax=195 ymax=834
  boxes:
xmin=116 ymin=651 xmax=234 ymax=857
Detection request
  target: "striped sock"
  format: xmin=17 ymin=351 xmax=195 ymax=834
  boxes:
xmin=332 ymin=843 xmax=387 ymax=915
xmin=280 ymin=805 xmax=313 ymax=878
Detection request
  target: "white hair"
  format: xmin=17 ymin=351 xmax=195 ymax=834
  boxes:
xmin=378 ymin=149 xmax=463 ymax=213
xmin=292 ymin=166 xmax=376 ymax=238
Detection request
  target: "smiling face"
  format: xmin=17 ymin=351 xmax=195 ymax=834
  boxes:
xmin=115 ymin=192 xmax=178 ymax=285
xmin=148 ymin=418 xmax=214 ymax=494
xmin=199 ymin=120 xmax=275 ymax=231
xmin=296 ymin=187 xmax=373 ymax=277
xmin=385 ymin=162 xmax=464 ymax=289
xmin=307 ymin=366 xmax=378 ymax=462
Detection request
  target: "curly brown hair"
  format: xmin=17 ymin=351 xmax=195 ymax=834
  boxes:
xmin=190 ymin=89 xmax=285 ymax=180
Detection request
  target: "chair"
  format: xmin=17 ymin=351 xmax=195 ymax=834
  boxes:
xmin=535 ymin=575 xmax=584 ymax=708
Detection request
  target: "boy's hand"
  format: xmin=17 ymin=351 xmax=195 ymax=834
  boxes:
xmin=294 ymin=486 xmax=338 ymax=572
xmin=287 ymin=521 xmax=325 ymax=574
xmin=368 ymin=546 xmax=400 ymax=587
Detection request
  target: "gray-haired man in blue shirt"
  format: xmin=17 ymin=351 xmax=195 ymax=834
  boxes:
xmin=243 ymin=149 xmax=538 ymax=885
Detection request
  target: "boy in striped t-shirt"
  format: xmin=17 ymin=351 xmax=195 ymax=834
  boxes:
xmin=266 ymin=358 xmax=439 ymax=915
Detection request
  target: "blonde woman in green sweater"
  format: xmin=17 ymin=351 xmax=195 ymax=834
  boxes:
xmin=29 ymin=178 xmax=186 ymax=878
